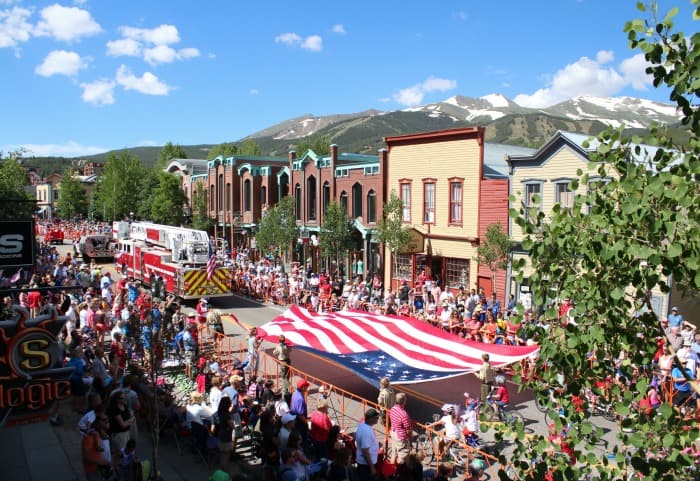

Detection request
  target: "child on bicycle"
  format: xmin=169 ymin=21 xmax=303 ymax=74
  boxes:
xmin=460 ymin=392 xmax=480 ymax=443
xmin=490 ymin=375 xmax=510 ymax=414
xmin=437 ymin=404 xmax=462 ymax=461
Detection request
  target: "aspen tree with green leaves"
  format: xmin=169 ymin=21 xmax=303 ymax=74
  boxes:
xmin=501 ymin=3 xmax=700 ymax=481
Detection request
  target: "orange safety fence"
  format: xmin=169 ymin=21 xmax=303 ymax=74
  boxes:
xmin=194 ymin=316 xmax=502 ymax=467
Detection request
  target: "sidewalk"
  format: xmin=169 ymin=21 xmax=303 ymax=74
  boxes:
xmin=0 ymin=399 xmax=262 ymax=481
xmin=0 ymin=312 xmax=259 ymax=481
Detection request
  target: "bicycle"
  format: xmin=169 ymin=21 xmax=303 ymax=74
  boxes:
xmin=415 ymin=413 xmax=484 ymax=475
xmin=482 ymin=397 xmax=525 ymax=427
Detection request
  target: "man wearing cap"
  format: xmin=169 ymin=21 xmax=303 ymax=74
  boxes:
xmin=477 ymin=353 xmax=494 ymax=403
xmin=274 ymin=335 xmax=291 ymax=393
xmin=310 ymin=398 xmax=332 ymax=460
xmin=668 ymin=306 xmax=684 ymax=328
xmin=291 ymin=379 xmax=310 ymax=446
xmin=356 ymin=408 xmax=380 ymax=480
xmin=671 ymin=355 xmax=695 ymax=407
xmin=278 ymin=413 xmax=296 ymax=454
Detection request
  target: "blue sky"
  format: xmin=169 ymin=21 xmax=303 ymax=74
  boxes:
xmin=0 ymin=0 xmax=695 ymax=158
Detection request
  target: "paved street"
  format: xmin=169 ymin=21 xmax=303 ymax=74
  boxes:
xmin=1 ymin=244 xmax=621 ymax=480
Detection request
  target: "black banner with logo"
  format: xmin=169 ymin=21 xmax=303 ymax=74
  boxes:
xmin=0 ymin=220 xmax=35 ymax=269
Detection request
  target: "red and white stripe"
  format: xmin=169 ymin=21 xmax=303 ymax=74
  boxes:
xmin=206 ymin=252 xmax=216 ymax=281
xmin=258 ymin=305 xmax=539 ymax=373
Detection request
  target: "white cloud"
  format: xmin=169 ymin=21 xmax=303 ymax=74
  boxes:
xmin=35 ymin=4 xmax=101 ymax=42
xmin=619 ymin=53 xmax=652 ymax=90
xmin=275 ymin=32 xmax=301 ymax=46
xmin=143 ymin=44 xmax=200 ymax=65
xmin=301 ymin=35 xmax=322 ymax=51
xmin=0 ymin=6 xmax=33 ymax=48
xmin=275 ymin=32 xmax=322 ymax=51
xmin=423 ymin=76 xmax=457 ymax=92
xmin=120 ymin=24 xmax=179 ymax=45
xmin=143 ymin=44 xmax=176 ymax=64
xmin=8 ymin=141 xmax=108 ymax=158
xmin=115 ymin=64 xmax=172 ymax=95
xmin=106 ymin=37 xmax=141 ymax=57
xmin=249 ymin=88 xmax=259 ymax=95
xmin=331 ymin=24 xmax=345 ymax=34
xmin=207 ymin=52 xmax=216 ymax=59
xmin=81 ymin=79 xmax=115 ymax=106
xmin=35 ymin=49 xmax=88 ymax=77
xmin=392 ymin=76 xmax=457 ymax=106
xmin=107 ymin=24 xmax=198 ymax=65
xmin=596 ymin=50 xmax=615 ymax=64
xmin=177 ymin=47 xmax=199 ymax=59
xmin=514 ymin=51 xmax=629 ymax=107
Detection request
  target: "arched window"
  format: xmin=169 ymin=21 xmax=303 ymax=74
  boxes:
xmin=217 ymin=174 xmax=223 ymax=211
xmin=294 ymin=184 xmax=302 ymax=220
xmin=322 ymin=182 xmax=331 ymax=215
xmin=210 ymin=185 xmax=215 ymax=210
xmin=340 ymin=191 xmax=348 ymax=214
xmin=367 ymin=190 xmax=376 ymax=223
xmin=226 ymin=183 xmax=231 ymax=211
xmin=244 ymin=179 xmax=251 ymax=212
xmin=352 ymin=182 xmax=362 ymax=219
xmin=307 ymin=175 xmax=316 ymax=220
xmin=261 ymin=186 xmax=267 ymax=205
xmin=279 ymin=173 xmax=289 ymax=199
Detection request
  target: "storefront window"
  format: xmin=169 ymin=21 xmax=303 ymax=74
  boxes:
xmin=394 ymin=253 xmax=413 ymax=280
xmin=445 ymin=257 xmax=469 ymax=289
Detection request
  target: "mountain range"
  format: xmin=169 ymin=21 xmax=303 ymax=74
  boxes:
xmin=24 ymin=94 xmax=684 ymax=171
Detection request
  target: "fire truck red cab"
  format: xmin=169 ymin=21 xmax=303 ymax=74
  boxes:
xmin=114 ymin=221 xmax=231 ymax=300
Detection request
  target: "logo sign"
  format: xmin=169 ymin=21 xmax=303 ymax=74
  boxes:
xmin=0 ymin=306 xmax=73 ymax=427
xmin=0 ymin=220 xmax=35 ymax=269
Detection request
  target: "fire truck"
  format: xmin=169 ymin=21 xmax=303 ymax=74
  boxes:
xmin=113 ymin=221 xmax=232 ymax=300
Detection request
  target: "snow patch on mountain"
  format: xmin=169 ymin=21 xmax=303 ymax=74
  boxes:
xmin=481 ymin=93 xmax=510 ymax=108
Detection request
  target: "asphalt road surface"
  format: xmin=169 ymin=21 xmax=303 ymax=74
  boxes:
xmin=53 ymin=240 xmax=620 ymax=458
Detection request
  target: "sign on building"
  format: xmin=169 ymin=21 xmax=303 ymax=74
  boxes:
xmin=0 ymin=306 xmax=73 ymax=426
xmin=0 ymin=220 xmax=36 ymax=269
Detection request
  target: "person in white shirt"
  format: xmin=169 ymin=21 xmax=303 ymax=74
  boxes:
xmin=275 ymin=393 xmax=290 ymax=418
xmin=186 ymin=392 xmax=212 ymax=427
xmin=100 ymin=272 xmax=113 ymax=303
xmin=438 ymin=404 xmax=462 ymax=458
xmin=209 ymin=376 xmax=223 ymax=413
xmin=460 ymin=392 xmax=480 ymax=436
xmin=78 ymin=394 xmax=104 ymax=438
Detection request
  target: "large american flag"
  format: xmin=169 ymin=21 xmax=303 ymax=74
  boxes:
xmin=258 ymin=305 xmax=539 ymax=385
xmin=206 ymin=242 xmax=216 ymax=281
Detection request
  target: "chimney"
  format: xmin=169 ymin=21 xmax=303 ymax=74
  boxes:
xmin=288 ymin=150 xmax=296 ymax=168
xmin=330 ymin=144 xmax=338 ymax=168
xmin=379 ymin=148 xmax=388 ymax=203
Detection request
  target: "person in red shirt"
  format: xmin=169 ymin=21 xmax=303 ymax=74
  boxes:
xmin=310 ymin=399 xmax=333 ymax=460
xmin=26 ymin=284 xmax=43 ymax=318
xmin=490 ymin=375 xmax=510 ymax=415
xmin=389 ymin=393 xmax=412 ymax=465
xmin=82 ymin=414 xmax=112 ymax=480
